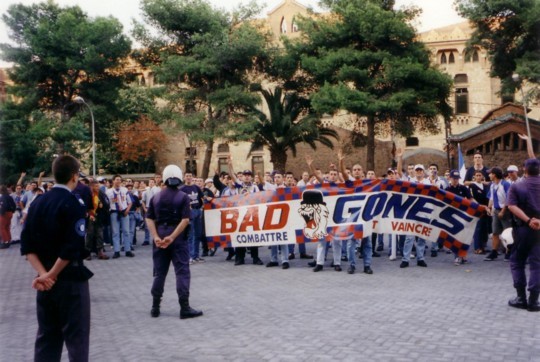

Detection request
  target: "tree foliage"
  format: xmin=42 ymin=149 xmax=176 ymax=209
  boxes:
xmin=134 ymin=0 xmax=268 ymax=178
xmin=286 ymin=0 xmax=452 ymax=171
xmin=455 ymin=0 xmax=540 ymax=93
xmin=115 ymin=115 xmax=165 ymax=173
xmin=248 ymin=85 xmax=338 ymax=172
xmin=0 ymin=1 xmax=132 ymax=181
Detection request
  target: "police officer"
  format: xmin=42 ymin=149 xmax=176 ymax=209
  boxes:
xmin=21 ymin=155 xmax=93 ymax=362
xmin=507 ymin=158 xmax=540 ymax=311
xmin=145 ymin=165 xmax=203 ymax=319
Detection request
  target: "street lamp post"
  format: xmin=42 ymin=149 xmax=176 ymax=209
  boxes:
xmin=73 ymin=96 xmax=96 ymax=177
xmin=512 ymin=73 xmax=533 ymax=142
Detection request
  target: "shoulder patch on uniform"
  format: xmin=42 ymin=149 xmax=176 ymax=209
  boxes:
xmin=75 ymin=218 xmax=86 ymax=237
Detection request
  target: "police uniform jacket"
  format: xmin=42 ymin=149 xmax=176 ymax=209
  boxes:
xmin=21 ymin=185 xmax=93 ymax=281
xmin=146 ymin=187 xmax=191 ymax=234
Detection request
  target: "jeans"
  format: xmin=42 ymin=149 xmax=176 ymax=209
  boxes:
xmin=402 ymin=235 xmax=426 ymax=262
xmin=473 ymin=216 xmax=490 ymax=250
xmin=128 ymin=212 xmax=136 ymax=246
xmin=316 ymin=239 xmax=342 ymax=265
xmin=288 ymin=243 xmax=307 ymax=255
xmin=110 ymin=212 xmax=131 ymax=253
xmin=270 ymin=244 xmax=289 ymax=264
xmin=189 ymin=208 xmax=203 ymax=259
xmin=348 ymin=237 xmax=372 ymax=268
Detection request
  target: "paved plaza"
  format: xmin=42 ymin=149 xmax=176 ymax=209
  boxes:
xmin=1 ymin=231 xmax=540 ymax=362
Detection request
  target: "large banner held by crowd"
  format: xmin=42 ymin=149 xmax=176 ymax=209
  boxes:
xmin=204 ymin=179 xmax=486 ymax=257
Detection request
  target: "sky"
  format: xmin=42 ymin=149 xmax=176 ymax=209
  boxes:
xmin=0 ymin=0 xmax=465 ymax=67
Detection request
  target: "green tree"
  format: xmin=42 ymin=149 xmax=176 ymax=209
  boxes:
xmin=455 ymin=0 xmax=540 ymax=93
xmin=248 ymin=85 xmax=338 ymax=172
xmin=134 ymin=0 xmax=267 ymax=178
xmin=0 ymin=1 xmax=131 ymax=180
xmin=286 ymin=0 xmax=452 ymax=171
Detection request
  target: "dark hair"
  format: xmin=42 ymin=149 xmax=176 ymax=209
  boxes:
xmin=525 ymin=158 xmax=540 ymax=176
xmin=52 ymin=155 xmax=80 ymax=184
xmin=429 ymin=163 xmax=438 ymax=170
xmin=0 ymin=185 xmax=8 ymax=195
xmin=488 ymin=167 xmax=504 ymax=180
xmin=473 ymin=151 xmax=483 ymax=158
xmin=112 ymin=174 xmax=122 ymax=181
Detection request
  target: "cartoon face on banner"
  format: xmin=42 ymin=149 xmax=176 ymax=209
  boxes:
xmin=298 ymin=190 xmax=329 ymax=240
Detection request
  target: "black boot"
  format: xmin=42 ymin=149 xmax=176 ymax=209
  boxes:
xmin=179 ymin=298 xmax=203 ymax=319
xmin=508 ymin=287 xmax=528 ymax=310
xmin=528 ymin=291 xmax=540 ymax=312
xmin=151 ymin=297 xmax=161 ymax=318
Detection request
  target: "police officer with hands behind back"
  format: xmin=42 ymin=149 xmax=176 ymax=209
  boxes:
xmin=145 ymin=165 xmax=203 ymax=319
xmin=21 ymin=155 xmax=93 ymax=362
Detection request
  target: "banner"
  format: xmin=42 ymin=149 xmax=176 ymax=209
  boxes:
xmin=204 ymin=179 xmax=486 ymax=257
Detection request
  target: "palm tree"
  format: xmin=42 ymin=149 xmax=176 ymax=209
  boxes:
xmin=249 ymin=85 xmax=339 ymax=172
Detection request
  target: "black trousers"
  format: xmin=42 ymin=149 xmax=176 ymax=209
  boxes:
xmin=235 ymin=246 xmax=259 ymax=260
xmin=35 ymin=280 xmax=90 ymax=362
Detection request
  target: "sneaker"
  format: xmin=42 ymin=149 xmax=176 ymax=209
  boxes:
xmin=347 ymin=266 xmax=355 ymax=274
xmin=484 ymin=250 xmax=498 ymax=261
xmin=266 ymin=261 xmax=279 ymax=267
xmin=189 ymin=258 xmax=194 ymax=265
xmin=376 ymin=245 xmax=384 ymax=252
xmin=282 ymin=262 xmax=290 ymax=270
xmin=313 ymin=265 xmax=323 ymax=272
xmin=112 ymin=252 xmax=120 ymax=259
xmin=417 ymin=260 xmax=427 ymax=267
xmin=194 ymin=257 xmax=205 ymax=263
xmin=363 ymin=266 xmax=373 ymax=274
xmin=300 ymin=253 xmax=313 ymax=259
xmin=431 ymin=250 xmax=438 ymax=257
xmin=399 ymin=261 xmax=409 ymax=268
xmin=454 ymin=257 xmax=462 ymax=266
xmin=341 ymin=255 xmax=348 ymax=262
xmin=288 ymin=253 xmax=295 ymax=260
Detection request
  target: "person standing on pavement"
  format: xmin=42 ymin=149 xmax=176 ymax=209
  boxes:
xmin=106 ymin=175 xmax=133 ymax=259
xmin=145 ymin=164 xmax=203 ymax=319
xmin=180 ymin=172 xmax=205 ymax=264
xmin=0 ymin=185 xmax=17 ymax=249
xmin=445 ymin=170 xmax=473 ymax=265
xmin=484 ymin=167 xmax=512 ymax=261
xmin=507 ymin=158 xmax=540 ymax=311
xmin=85 ymin=180 xmax=109 ymax=260
xmin=20 ymin=155 xmax=93 ymax=362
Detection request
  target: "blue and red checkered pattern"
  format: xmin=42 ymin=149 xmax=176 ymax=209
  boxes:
xmin=205 ymin=179 xmax=486 ymax=250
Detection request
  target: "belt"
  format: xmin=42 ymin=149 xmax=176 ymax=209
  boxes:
xmin=157 ymin=221 xmax=179 ymax=227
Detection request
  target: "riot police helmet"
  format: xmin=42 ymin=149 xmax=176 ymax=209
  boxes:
xmin=163 ymin=165 xmax=183 ymax=187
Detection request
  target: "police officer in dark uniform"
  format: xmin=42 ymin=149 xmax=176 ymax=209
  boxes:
xmin=507 ymin=158 xmax=540 ymax=311
xmin=145 ymin=164 xmax=203 ymax=319
xmin=21 ymin=155 xmax=93 ymax=362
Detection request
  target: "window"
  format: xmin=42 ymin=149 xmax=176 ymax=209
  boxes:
xmin=217 ymin=143 xmax=229 ymax=153
xmin=251 ymin=156 xmax=264 ymax=175
xmin=218 ymin=157 xmax=229 ymax=174
xmin=292 ymin=17 xmax=298 ymax=32
xmin=185 ymin=160 xmax=197 ymax=175
xmin=449 ymin=52 xmax=455 ymax=64
xmin=280 ymin=17 xmax=287 ymax=34
xmin=440 ymin=53 xmax=447 ymax=64
xmin=454 ymin=74 xmax=468 ymax=84
xmin=472 ymin=50 xmax=479 ymax=62
xmin=185 ymin=147 xmax=197 ymax=157
xmin=455 ymin=88 xmax=469 ymax=114
xmin=405 ymin=137 xmax=419 ymax=147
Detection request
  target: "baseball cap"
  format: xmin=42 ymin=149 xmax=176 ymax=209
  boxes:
xmin=243 ymin=169 xmax=253 ymax=175
xmin=507 ymin=165 xmax=519 ymax=172
xmin=205 ymin=178 xmax=213 ymax=183
xmin=414 ymin=164 xmax=425 ymax=171
xmin=449 ymin=170 xmax=460 ymax=179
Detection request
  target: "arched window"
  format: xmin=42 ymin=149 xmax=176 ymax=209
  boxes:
xmin=440 ymin=53 xmax=447 ymax=64
xmin=449 ymin=52 xmax=455 ymax=63
xmin=454 ymin=74 xmax=468 ymax=84
xmin=217 ymin=143 xmax=229 ymax=153
xmin=280 ymin=17 xmax=287 ymax=34
xmin=292 ymin=21 xmax=298 ymax=32
xmin=472 ymin=50 xmax=479 ymax=62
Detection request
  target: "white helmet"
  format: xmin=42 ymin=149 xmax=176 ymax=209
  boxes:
xmin=500 ymin=227 xmax=514 ymax=248
xmin=162 ymin=165 xmax=183 ymax=186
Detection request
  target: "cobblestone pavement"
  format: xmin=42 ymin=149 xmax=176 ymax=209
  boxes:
xmin=2 ymin=232 xmax=540 ymax=362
